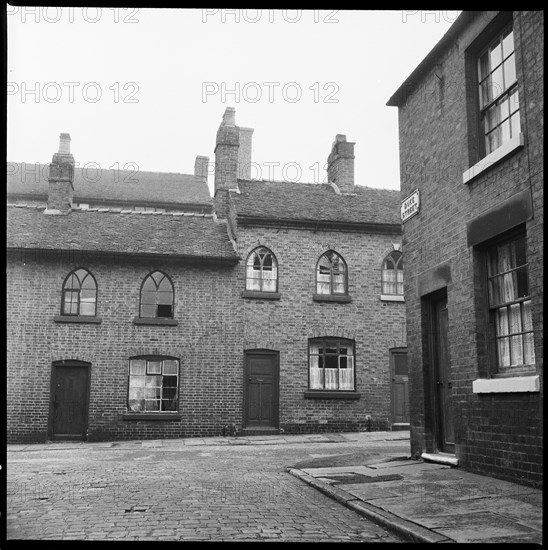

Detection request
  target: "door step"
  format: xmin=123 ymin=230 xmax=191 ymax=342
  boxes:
xmin=241 ymin=428 xmax=280 ymax=436
xmin=421 ymin=452 xmax=459 ymax=466
xmin=391 ymin=423 xmax=410 ymax=431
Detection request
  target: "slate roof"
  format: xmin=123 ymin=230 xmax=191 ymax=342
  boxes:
xmin=231 ymin=180 xmax=401 ymax=226
xmin=7 ymin=205 xmax=238 ymax=261
xmin=7 ymin=162 xmax=212 ymax=207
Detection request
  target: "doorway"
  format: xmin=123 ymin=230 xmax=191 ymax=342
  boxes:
xmin=243 ymin=350 xmax=279 ymax=430
xmin=49 ymin=361 xmax=91 ymax=440
xmin=427 ymin=291 xmax=454 ymax=453
xmin=390 ymin=348 xmax=409 ymax=428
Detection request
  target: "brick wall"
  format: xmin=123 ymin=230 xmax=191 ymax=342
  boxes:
xmin=396 ymin=11 xmax=543 ymax=487
xmin=6 ymin=253 xmax=243 ymax=442
xmin=237 ymin=224 xmax=406 ymax=433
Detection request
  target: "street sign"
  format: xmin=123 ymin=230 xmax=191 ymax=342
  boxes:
xmin=401 ymin=189 xmax=420 ymax=222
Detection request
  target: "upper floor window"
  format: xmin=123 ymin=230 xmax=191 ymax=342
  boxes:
xmin=128 ymin=356 xmax=179 ymax=412
xmin=381 ymin=251 xmax=404 ymax=295
xmin=309 ymin=338 xmax=355 ymax=391
xmin=61 ymin=268 xmax=97 ymax=316
xmin=246 ymin=247 xmax=278 ymax=292
xmin=140 ymin=271 xmax=174 ymax=318
xmin=486 ymin=233 xmax=535 ymax=371
xmin=316 ymin=251 xmax=347 ymax=295
xmin=478 ymin=25 xmax=520 ymax=157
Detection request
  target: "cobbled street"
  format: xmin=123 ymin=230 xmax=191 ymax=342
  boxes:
xmin=7 ymin=433 xmax=409 ymax=542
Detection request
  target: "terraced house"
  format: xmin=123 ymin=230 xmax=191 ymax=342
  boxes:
xmin=387 ymin=11 xmax=543 ymax=488
xmin=7 ymin=109 xmax=406 ymax=442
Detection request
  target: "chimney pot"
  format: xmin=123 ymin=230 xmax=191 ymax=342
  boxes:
xmin=59 ymin=133 xmax=71 ymax=155
xmin=222 ymin=107 xmax=236 ymax=126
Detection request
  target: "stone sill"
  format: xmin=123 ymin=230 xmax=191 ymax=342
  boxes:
xmin=472 ymin=375 xmax=539 ymax=394
xmin=122 ymin=413 xmax=182 ymax=421
xmin=313 ymin=294 xmax=352 ymax=303
xmin=133 ymin=317 xmax=178 ymax=326
xmin=380 ymin=294 xmax=405 ymax=302
xmin=462 ymin=133 xmax=524 ymax=184
xmin=54 ymin=315 xmax=102 ymax=324
xmin=241 ymin=290 xmax=281 ymax=300
xmin=304 ymin=391 xmax=361 ymax=400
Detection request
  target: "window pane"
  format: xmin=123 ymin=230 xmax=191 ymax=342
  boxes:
xmin=130 ymin=375 xmax=146 ymax=387
xmin=510 ymin=112 xmax=521 ymax=138
xmin=142 ymin=276 xmax=156 ymax=292
xmin=128 ymin=398 xmax=145 ymax=412
xmin=490 ymin=66 xmax=504 ymax=101
xmin=339 ymin=363 xmax=354 ymax=390
xmin=485 ymin=104 xmax=500 ymax=132
xmin=324 ymin=369 xmax=338 ymax=390
xmin=151 ymin=271 xmax=164 ymax=285
xmin=332 ymin=282 xmax=346 ymax=295
xmin=163 ymin=361 xmax=178 ymax=375
xmin=503 ymin=56 xmax=516 ymax=88
xmin=162 ymin=398 xmax=177 ymax=412
xmin=478 ymin=51 xmax=490 ymax=81
xmin=145 ymin=400 xmax=160 ymax=411
xmin=522 ymin=300 xmax=535 ymax=364
xmin=157 ymin=277 xmax=171 ymax=292
xmin=262 ymin=278 xmax=276 ymax=292
xmin=141 ymin=291 xmax=157 ymax=305
xmin=490 ymin=41 xmax=502 ymax=70
xmin=145 ymin=387 xmax=161 ymax=399
xmin=140 ymin=304 xmax=156 ymax=318
xmin=157 ymin=291 xmax=173 ymax=305
xmin=147 ymin=362 xmax=162 ymax=375
xmin=80 ymin=289 xmax=96 ymax=301
xmin=80 ymin=274 xmax=96 ymax=290
xmin=129 ymin=387 xmax=145 ymax=400
xmin=501 ymin=119 xmax=511 ymax=144
xmin=497 ymin=336 xmax=511 ymax=367
xmin=63 ymin=291 xmax=78 ymax=314
xmin=130 ymin=360 xmax=146 ymax=375
xmin=79 ymin=302 xmax=95 ymax=316
xmin=509 ymin=89 xmax=519 ymax=114
xmin=502 ymin=29 xmax=514 ymax=57
xmin=317 ymin=281 xmax=330 ymax=295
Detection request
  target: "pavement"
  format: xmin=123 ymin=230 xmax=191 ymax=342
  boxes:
xmin=287 ymin=436 xmax=543 ymax=544
xmin=7 ymin=431 xmax=543 ymax=543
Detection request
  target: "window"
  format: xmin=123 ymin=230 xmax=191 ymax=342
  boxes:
xmin=246 ymin=247 xmax=278 ymax=292
xmin=382 ymin=251 xmax=404 ymax=295
xmin=316 ymin=251 xmax=347 ymax=295
xmin=486 ymin=233 xmax=535 ymax=371
xmin=140 ymin=271 xmax=174 ymax=318
xmin=128 ymin=357 xmax=179 ymax=412
xmin=61 ymin=268 xmax=97 ymax=316
xmin=309 ymin=338 xmax=355 ymax=390
xmin=478 ymin=25 xmax=520 ymax=157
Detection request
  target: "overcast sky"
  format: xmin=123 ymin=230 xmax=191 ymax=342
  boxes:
xmin=7 ymin=8 xmax=460 ymax=194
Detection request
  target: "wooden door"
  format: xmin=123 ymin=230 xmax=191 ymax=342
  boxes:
xmin=50 ymin=363 xmax=90 ymax=440
xmin=244 ymin=351 xmax=278 ymax=429
xmin=391 ymin=349 xmax=409 ymax=426
xmin=432 ymin=295 xmax=454 ymax=453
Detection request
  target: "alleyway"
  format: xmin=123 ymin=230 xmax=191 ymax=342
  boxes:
xmin=7 ymin=432 xmax=409 ymax=541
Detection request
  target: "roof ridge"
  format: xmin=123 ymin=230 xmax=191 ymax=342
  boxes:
xmin=7 ymin=203 xmax=213 ymax=218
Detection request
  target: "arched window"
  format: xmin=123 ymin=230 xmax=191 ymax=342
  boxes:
xmin=61 ymin=268 xmax=97 ymax=316
xmin=246 ymin=247 xmax=278 ymax=292
xmin=381 ymin=251 xmax=404 ymax=295
xmin=316 ymin=251 xmax=347 ymax=295
xmin=140 ymin=271 xmax=174 ymax=318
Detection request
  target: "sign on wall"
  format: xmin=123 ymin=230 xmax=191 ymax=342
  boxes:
xmin=401 ymin=189 xmax=420 ymax=223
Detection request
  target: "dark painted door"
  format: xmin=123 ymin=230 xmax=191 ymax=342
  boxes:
xmin=51 ymin=364 xmax=89 ymax=440
xmin=433 ymin=296 xmax=454 ymax=453
xmin=391 ymin=349 xmax=409 ymax=425
xmin=244 ymin=352 xmax=278 ymax=429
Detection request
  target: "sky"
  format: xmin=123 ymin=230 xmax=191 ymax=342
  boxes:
xmin=7 ymin=8 xmax=460 ymax=195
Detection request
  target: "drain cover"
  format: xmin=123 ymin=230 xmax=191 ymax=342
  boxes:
xmin=328 ymin=473 xmax=403 ymax=484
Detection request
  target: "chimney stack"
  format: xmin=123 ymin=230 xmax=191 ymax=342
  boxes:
xmin=44 ymin=133 xmax=75 ymax=215
xmin=327 ymin=134 xmax=355 ymax=194
xmin=194 ymin=155 xmax=210 ymax=184
xmin=237 ymin=127 xmax=254 ymax=180
xmin=214 ymin=107 xmax=240 ymax=194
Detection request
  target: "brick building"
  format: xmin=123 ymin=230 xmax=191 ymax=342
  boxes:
xmin=387 ymin=11 xmax=543 ymax=487
xmin=7 ymin=110 xmax=406 ymax=442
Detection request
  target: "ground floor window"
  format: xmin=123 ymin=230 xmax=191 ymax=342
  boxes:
xmin=309 ymin=338 xmax=355 ymax=390
xmin=486 ymin=232 xmax=535 ymax=371
xmin=128 ymin=357 xmax=179 ymax=412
